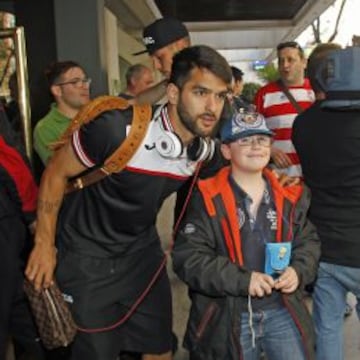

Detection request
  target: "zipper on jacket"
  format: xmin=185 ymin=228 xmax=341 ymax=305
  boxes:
xmin=231 ymin=323 xmax=243 ymax=360
xmin=231 ymin=300 xmax=243 ymax=360
xmin=195 ymin=302 xmax=218 ymax=340
xmin=286 ymin=203 xmax=296 ymax=241
xmin=282 ymin=295 xmax=311 ymax=360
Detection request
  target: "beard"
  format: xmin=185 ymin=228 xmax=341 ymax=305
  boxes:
xmin=177 ymin=99 xmax=218 ymax=138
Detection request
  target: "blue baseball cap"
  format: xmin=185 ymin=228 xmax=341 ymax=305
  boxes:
xmin=220 ymin=110 xmax=273 ymax=144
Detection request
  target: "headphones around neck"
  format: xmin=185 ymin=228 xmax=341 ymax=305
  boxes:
xmin=155 ymin=129 xmax=215 ymax=162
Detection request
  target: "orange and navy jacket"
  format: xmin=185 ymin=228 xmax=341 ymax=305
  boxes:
xmin=173 ymin=166 xmax=320 ymax=360
xmin=197 ymin=166 xmax=303 ymax=266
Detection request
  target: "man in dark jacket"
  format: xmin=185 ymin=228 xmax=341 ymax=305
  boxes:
xmin=173 ymin=110 xmax=320 ymax=360
xmin=293 ymin=45 xmax=360 ymax=360
xmin=0 ymin=135 xmax=44 ymax=359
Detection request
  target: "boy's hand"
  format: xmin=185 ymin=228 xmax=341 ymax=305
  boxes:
xmin=249 ymin=272 xmax=275 ymax=297
xmin=274 ymin=266 xmax=299 ymax=293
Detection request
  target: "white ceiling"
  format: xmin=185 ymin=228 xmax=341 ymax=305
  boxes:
xmin=107 ymin=0 xmax=337 ymax=63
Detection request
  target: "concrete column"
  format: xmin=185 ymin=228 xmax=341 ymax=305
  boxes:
xmin=104 ymin=8 xmax=120 ymax=95
xmin=53 ymin=0 xmax=108 ymax=96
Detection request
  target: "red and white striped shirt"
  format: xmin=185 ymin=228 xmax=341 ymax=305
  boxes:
xmin=254 ymin=79 xmax=315 ymax=177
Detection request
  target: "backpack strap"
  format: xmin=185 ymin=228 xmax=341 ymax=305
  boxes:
xmin=277 ymin=79 xmax=304 ymax=114
xmin=54 ymin=96 xmax=152 ymax=194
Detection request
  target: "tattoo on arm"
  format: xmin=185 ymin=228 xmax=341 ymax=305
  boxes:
xmin=38 ymin=199 xmax=62 ymax=213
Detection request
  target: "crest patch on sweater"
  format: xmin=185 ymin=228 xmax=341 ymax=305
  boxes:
xmin=266 ymin=208 xmax=277 ymax=230
xmin=183 ymin=223 xmax=196 ymax=234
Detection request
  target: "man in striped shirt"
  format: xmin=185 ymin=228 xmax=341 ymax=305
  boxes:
xmin=254 ymin=41 xmax=315 ymax=177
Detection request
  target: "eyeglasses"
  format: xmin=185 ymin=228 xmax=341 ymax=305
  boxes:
xmin=55 ymin=77 xmax=92 ymax=88
xmin=236 ymin=135 xmax=272 ymax=147
xmin=277 ymin=41 xmax=304 ymax=55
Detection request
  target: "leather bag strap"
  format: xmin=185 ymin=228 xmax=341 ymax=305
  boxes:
xmin=277 ymin=79 xmax=304 ymax=114
xmin=62 ymin=96 xmax=152 ymax=194
xmin=50 ymin=96 xmax=131 ymax=150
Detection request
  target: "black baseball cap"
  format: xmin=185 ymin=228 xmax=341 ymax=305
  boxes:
xmin=133 ymin=17 xmax=189 ymax=56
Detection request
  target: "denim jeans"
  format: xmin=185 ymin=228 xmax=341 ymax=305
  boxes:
xmin=240 ymin=307 xmax=305 ymax=360
xmin=313 ymin=262 xmax=360 ymax=360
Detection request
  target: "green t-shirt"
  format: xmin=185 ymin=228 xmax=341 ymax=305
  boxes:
xmin=33 ymin=104 xmax=71 ymax=164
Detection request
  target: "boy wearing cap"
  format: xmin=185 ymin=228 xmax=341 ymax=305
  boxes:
xmin=172 ymin=110 xmax=319 ymax=360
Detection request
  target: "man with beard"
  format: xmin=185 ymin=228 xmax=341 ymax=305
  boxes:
xmin=254 ymin=42 xmax=314 ymax=177
xmin=33 ymin=61 xmax=91 ymax=164
xmin=25 ymin=45 xmax=232 ymax=360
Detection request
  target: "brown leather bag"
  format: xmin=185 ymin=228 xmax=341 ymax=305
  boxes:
xmin=23 ymin=279 xmax=77 ymax=349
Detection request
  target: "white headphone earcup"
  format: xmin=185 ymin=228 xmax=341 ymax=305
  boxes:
xmin=206 ymin=138 xmax=216 ymax=162
xmin=155 ymin=132 xmax=183 ymax=158
xmin=187 ymin=137 xmax=215 ymax=162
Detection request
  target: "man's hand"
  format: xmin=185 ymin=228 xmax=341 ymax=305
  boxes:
xmin=271 ymin=147 xmax=292 ymax=168
xmin=249 ymin=272 xmax=275 ymax=297
xmin=135 ymin=79 xmax=168 ymax=105
xmin=25 ymin=242 xmax=57 ymax=291
xmin=275 ymin=172 xmax=300 ymax=187
xmin=274 ymin=266 xmax=299 ymax=294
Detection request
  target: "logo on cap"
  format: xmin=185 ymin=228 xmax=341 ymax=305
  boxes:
xmin=233 ymin=111 xmax=263 ymax=134
xmin=220 ymin=107 xmax=273 ymax=143
xmin=133 ymin=17 xmax=189 ymax=56
xmin=143 ymin=36 xmax=155 ymax=45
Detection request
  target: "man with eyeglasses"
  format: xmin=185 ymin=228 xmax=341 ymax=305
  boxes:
xmin=254 ymin=41 xmax=315 ymax=178
xmin=33 ymin=61 xmax=91 ymax=164
xmin=172 ymin=110 xmax=319 ymax=360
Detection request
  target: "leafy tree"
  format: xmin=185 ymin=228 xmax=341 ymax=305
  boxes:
xmin=242 ymin=82 xmax=262 ymax=103
xmin=256 ymin=63 xmax=279 ymax=84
